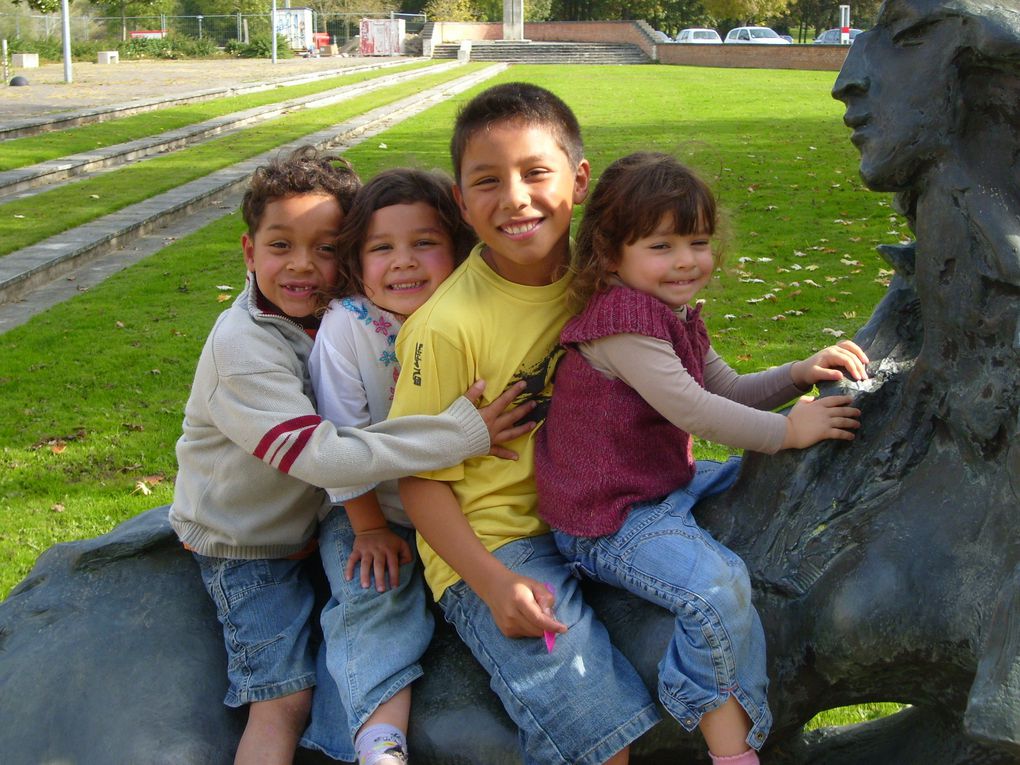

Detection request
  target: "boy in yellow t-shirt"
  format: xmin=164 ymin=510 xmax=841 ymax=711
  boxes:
xmin=389 ymin=83 xmax=659 ymax=765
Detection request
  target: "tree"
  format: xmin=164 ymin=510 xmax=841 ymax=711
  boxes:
xmin=700 ymin=0 xmax=789 ymax=24
xmin=10 ymin=0 xmax=60 ymax=15
xmin=304 ymin=0 xmax=399 ymax=34
xmin=423 ymin=0 xmax=477 ymax=22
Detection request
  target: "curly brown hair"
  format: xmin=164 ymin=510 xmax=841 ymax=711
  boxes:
xmin=327 ymin=167 xmax=476 ymax=301
xmin=569 ymin=152 xmax=723 ymax=313
xmin=241 ymin=145 xmax=361 ymax=236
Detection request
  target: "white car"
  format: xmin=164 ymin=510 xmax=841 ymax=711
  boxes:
xmin=724 ymin=26 xmax=791 ymax=44
xmin=675 ymin=28 xmax=722 ymax=44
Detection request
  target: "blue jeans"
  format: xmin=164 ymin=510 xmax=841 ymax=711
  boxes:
xmin=302 ymin=508 xmax=433 ymax=759
xmin=193 ymin=553 xmax=318 ymax=707
xmin=552 ymin=458 xmax=772 ymax=751
xmin=439 ymin=533 xmax=660 ymax=765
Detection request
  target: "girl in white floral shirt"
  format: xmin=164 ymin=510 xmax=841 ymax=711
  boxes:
xmin=307 ymin=168 xmax=474 ymax=765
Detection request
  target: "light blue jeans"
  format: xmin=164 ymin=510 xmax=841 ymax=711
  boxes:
xmin=301 ymin=508 xmax=432 ymax=761
xmin=552 ymin=457 xmax=772 ymax=751
xmin=439 ymin=533 xmax=660 ymax=765
xmin=193 ymin=553 xmax=318 ymax=708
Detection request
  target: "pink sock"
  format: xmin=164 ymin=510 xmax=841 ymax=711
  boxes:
xmin=709 ymin=749 xmax=759 ymax=765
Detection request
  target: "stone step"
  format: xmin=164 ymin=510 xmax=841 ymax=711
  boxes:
xmin=432 ymin=41 xmax=649 ymax=64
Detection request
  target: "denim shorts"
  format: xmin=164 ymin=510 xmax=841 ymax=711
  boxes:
xmin=439 ymin=533 xmax=660 ymax=765
xmin=301 ymin=508 xmax=433 ymax=757
xmin=193 ymin=553 xmax=318 ymax=708
xmin=552 ymin=457 xmax=772 ymax=751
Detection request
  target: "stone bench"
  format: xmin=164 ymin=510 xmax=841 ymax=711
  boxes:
xmin=97 ymin=50 xmax=119 ymax=64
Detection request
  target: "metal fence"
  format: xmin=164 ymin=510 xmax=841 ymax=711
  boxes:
xmin=0 ymin=12 xmax=426 ymax=47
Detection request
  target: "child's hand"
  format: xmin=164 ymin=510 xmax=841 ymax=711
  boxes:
xmin=465 ymin=379 xmax=537 ymax=461
xmin=345 ymin=528 xmax=413 ymax=592
xmin=783 ymin=394 xmax=862 ymax=449
xmin=476 ymin=569 xmax=567 ymax=639
xmin=791 ymin=340 xmax=870 ymax=388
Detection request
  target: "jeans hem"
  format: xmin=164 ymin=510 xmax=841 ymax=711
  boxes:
xmin=225 ymin=672 xmax=316 ymax=707
xmin=570 ymin=703 xmax=661 ymax=765
xmin=346 ymin=664 xmax=424 ymax=741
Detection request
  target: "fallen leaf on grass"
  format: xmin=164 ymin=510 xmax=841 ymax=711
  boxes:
xmin=822 ymin=328 xmax=846 ymax=337
xmin=215 ymin=285 xmax=234 ymax=291
xmin=51 ymin=503 xmax=65 ymax=513
xmin=115 ymin=320 xmax=125 ymax=328
xmin=50 ymin=442 xmax=67 ymax=454
xmin=217 ymin=293 xmax=232 ymax=302
xmin=132 ymin=481 xmax=152 ymax=496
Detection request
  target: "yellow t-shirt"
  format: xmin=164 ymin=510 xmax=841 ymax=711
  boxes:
xmin=389 ymin=246 xmax=572 ymax=598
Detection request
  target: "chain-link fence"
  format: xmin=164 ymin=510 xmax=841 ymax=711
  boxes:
xmin=0 ymin=11 xmax=425 ymax=47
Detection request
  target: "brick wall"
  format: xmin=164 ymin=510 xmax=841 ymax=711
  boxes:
xmin=428 ymin=21 xmax=850 ymax=72
xmin=658 ymin=43 xmax=848 ymax=72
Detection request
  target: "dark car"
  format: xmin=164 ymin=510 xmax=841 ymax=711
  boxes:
xmin=813 ymin=28 xmax=863 ymax=44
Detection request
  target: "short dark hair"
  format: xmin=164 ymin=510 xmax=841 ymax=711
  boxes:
xmin=450 ymin=82 xmax=584 ymax=183
xmin=241 ymin=145 xmax=361 ymax=236
xmin=570 ymin=152 xmax=722 ymax=311
xmin=328 ymin=167 xmax=475 ymax=300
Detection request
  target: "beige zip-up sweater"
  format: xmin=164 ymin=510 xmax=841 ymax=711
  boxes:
xmin=169 ymin=277 xmax=489 ymax=560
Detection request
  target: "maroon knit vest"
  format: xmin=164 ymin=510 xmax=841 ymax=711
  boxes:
xmin=536 ymin=286 xmax=710 ymax=537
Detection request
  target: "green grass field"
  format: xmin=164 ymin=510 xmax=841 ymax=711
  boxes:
xmin=0 ymin=60 xmax=908 ymax=732
xmin=0 ymin=64 xmax=904 ymax=598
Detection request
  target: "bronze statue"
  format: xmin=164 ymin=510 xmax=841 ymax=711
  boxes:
xmin=693 ymin=1 xmax=1020 ymax=761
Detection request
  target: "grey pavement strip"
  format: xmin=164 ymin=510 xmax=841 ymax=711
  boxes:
xmin=0 ymin=63 xmax=507 ymax=331
xmin=0 ymin=61 xmax=462 ymax=199
xmin=0 ymin=59 xmax=412 ymax=141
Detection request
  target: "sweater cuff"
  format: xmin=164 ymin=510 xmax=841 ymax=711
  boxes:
xmin=446 ymin=396 xmax=491 ymax=457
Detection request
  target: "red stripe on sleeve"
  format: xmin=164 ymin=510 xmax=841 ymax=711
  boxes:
xmin=254 ymin=415 xmax=322 ymax=460
xmin=278 ymin=424 xmax=320 ymax=474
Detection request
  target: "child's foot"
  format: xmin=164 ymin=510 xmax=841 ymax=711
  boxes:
xmin=355 ymin=723 xmax=408 ymax=765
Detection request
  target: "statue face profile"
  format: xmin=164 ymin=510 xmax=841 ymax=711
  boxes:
xmin=831 ymin=0 xmax=962 ymax=191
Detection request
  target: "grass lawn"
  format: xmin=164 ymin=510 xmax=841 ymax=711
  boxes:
xmin=1 ymin=63 xmax=906 ymax=595
xmin=0 ymin=62 xmax=907 ymax=731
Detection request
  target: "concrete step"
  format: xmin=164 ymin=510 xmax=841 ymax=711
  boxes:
xmin=432 ymin=41 xmax=649 ymax=64
xmin=0 ymin=61 xmax=464 ymax=200
xmin=0 ymin=63 xmax=510 ymax=322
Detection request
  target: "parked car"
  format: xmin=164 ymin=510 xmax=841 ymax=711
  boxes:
xmin=675 ymin=28 xmax=722 ymax=44
xmin=813 ymin=27 xmax=864 ymax=44
xmin=650 ymin=29 xmax=673 ymax=43
xmin=724 ymin=26 xmax=791 ymax=44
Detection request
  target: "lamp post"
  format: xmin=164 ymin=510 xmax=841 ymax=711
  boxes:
xmin=271 ymin=0 xmax=278 ymax=63
xmin=60 ymin=0 xmax=72 ymax=83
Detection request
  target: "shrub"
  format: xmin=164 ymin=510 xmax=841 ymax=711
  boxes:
xmin=230 ymin=34 xmax=295 ymax=58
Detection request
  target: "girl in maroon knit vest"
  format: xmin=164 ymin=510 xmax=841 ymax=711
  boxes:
xmin=535 ymin=152 xmax=869 ymax=765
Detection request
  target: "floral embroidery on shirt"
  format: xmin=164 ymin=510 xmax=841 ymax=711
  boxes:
xmin=341 ymin=296 xmax=401 ymax=401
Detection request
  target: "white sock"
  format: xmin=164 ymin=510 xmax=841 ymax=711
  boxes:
xmin=355 ymin=723 xmax=408 ymax=765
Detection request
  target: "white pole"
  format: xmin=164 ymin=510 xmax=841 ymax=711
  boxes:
xmin=272 ymin=0 xmax=278 ymax=63
xmin=60 ymin=0 xmax=72 ymax=83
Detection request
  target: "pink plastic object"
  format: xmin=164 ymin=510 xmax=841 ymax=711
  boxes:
xmin=543 ymin=582 xmax=557 ymax=653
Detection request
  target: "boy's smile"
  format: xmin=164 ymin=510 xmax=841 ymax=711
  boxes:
xmin=243 ymin=193 xmax=342 ymax=319
xmin=454 ymin=122 xmax=590 ymax=286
